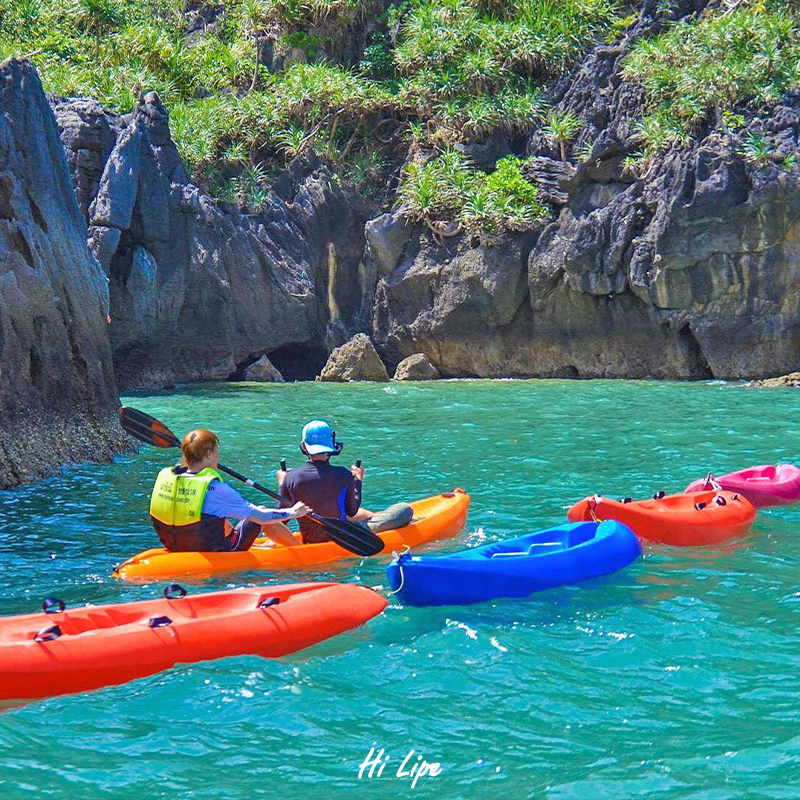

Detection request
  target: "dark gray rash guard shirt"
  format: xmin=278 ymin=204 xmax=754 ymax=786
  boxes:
xmin=279 ymin=459 xmax=362 ymax=542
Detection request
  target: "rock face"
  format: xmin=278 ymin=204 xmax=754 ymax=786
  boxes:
xmin=373 ymin=230 xmax=543 ymax=376
xmin=243 ymin=355 xmax=285 ymax=382
xmin=51 ymin=94 xmax=377 ymax=389
xmin=365 ymin=211 xmax=413 ymax=277
xmin=393 ymin=353 xmax=440 ymax=381
xmin=0 ymin=58 xmax=127 ymax=488
xmin=520 ymin=19 xmax=800 ymax=380
xmin=373 ymin=1 xmax=800 ymax=380
xmin=26 ymin=0 xmax=800 ymax=388
xmin=317 ymin=333 xmax=389 ymax=382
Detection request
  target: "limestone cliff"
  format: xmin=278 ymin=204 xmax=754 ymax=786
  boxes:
xmin=29 ymin=0 xmax=800 ymax=386
xmin=371 ymin=5 xmax=800 ymax=380
xmin=51 ymin=94 xmax=377 ymax=388
xmin=0 ymin=59 xmax=126 ymax=488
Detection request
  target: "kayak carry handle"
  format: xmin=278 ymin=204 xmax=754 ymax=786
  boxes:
xmin=280 ymin=459 xmax=287 ymax=472
xmin=42 ymin=597 xmax=65 ymax=614
xmin=34 ymin=624 xmax=62 ymax=643
xmin=259 ymin=597 xmax=281 ymax=609
xmin=695 ymin=501 xmax=707 ymax=510
xmin=716 ymin=496 xmax=727 ymax=506
xmin=622 ymin=498 xmax=632 ymax=504
xmin=653 ymin=490 xmax=666 ymax=500
xmin=149 ymin=616 xmax=173 ymax=628
xmin=164 ymin=584 xmax=187 ymax=599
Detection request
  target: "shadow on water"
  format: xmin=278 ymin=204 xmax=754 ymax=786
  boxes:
xmin=0 ymin=698 xmax=34 ymax=715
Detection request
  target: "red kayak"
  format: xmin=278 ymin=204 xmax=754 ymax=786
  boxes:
xmin=0 ymin=583 xmax=386 ymax=701
xmin=686 ymin=464 xmax=800 ymax=508
xmin=567 ymin=490 xmax=756 ymax=546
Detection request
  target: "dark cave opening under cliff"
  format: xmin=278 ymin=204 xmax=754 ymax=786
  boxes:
xmin=230 ymin=343 xmax=329 ymax=382
xmin=677 ymin=324 xmax=713 ymax=379
xmin=268 ymin=343 xmax=330 ymax=381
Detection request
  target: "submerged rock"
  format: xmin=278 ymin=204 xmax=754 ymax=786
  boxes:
xmin=393 ymin=353 xmax=440 ymax=381
xmin=0 ymin=58 xmax=128 ymax=488
xmin=317 ymin=333 xmax=389 ymax=382
xmin=243 ymin=355 xmax=285 ymax=382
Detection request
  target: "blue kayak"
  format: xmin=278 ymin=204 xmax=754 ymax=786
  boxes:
xmin=386 ymin=520 xmax=641 ymax=607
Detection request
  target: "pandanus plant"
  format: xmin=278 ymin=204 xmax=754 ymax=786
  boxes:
xmin=241 ymin=0 xmax=269 ymax=91
xmin=68 ymin=0 xmax=123 ymax=58
xmin=544 ymin=109 xmax=581 ymax=161
xmin=622 ymin=2 xmax=800 ymax=157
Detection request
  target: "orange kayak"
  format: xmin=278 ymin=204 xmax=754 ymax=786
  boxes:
xmin=114 ymin=489 xmax=470 ymax=581
xmin=567 ymin=490 xmax=756 ymax=546
xmin=0 ymin=583 xmax=386 ymax=701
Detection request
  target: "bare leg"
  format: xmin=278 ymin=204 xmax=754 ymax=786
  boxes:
xmin=259 ymin=521 xmax=300 ymax=547
xmin=348 ymin=508 xmax=374 ymax=522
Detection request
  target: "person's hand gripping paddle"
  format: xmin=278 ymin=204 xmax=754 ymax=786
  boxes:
xmin=118 ymin=407 xmax=385 ymax=557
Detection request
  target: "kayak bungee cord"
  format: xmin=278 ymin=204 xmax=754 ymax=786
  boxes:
xmin=385 ymin=545 xmax=412 ymax=596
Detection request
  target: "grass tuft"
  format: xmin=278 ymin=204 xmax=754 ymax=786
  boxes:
xmin=623 ymin=0 xmax=800 ymax=156
xmin=397 ymin=152 xmax=547 ymax=235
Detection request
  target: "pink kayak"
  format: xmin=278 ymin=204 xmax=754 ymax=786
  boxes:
xmin=685 ymin=464 xmax=800 ymax=508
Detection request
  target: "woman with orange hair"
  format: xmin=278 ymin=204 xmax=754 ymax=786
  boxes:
xmin=149 ymin=429 xmax=309 ymax=552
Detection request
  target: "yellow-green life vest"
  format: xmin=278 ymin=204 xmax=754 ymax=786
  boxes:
xmin=149 ymin=466 xmax=223 ymax=531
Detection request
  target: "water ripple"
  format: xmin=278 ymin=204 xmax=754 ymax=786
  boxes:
xmin=1 ymin=380 xmax=799 ymax=798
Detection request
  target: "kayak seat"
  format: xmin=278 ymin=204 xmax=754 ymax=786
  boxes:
xmin=489 ymin=543 xmax=564 ymax=558
xmin=526 ymin=542 xmax=563 ymax=553
xmin=478 ymin=524 xmax=600 ymax=560
xmin=36 ymin=610 xmax=127 ymax=637
xmin=566 ymin=526 xmax=596 ymax=548
xmin=156 ymin=594 xmax=263 ymax=620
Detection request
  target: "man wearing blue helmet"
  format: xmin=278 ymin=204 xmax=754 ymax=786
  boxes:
xmin=277 ymin=420 xmax=413 ymax=544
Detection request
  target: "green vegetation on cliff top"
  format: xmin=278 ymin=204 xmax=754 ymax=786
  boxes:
xmin=624 ymin=0 xmax=800 ymax=156
xmin=1 ymin=0 xmax=799 ymax=229
xmin=0 ymin=0 xmax=628 ymax=228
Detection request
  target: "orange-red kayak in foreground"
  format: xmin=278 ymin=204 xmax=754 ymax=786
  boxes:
xmin=114 ymin=489 xmax=470 ymax=582
xmin=0 ymin=583 xmax=386 ymax=701
xmin=567 ymin=490 xmax=756 ymax=546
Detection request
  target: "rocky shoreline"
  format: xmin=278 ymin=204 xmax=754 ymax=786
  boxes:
xmin=45 ymin=5 xmax=800 ymax=386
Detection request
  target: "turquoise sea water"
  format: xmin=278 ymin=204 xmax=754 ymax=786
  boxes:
xmin=1 ymin=379 xmax=800 ymax=799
